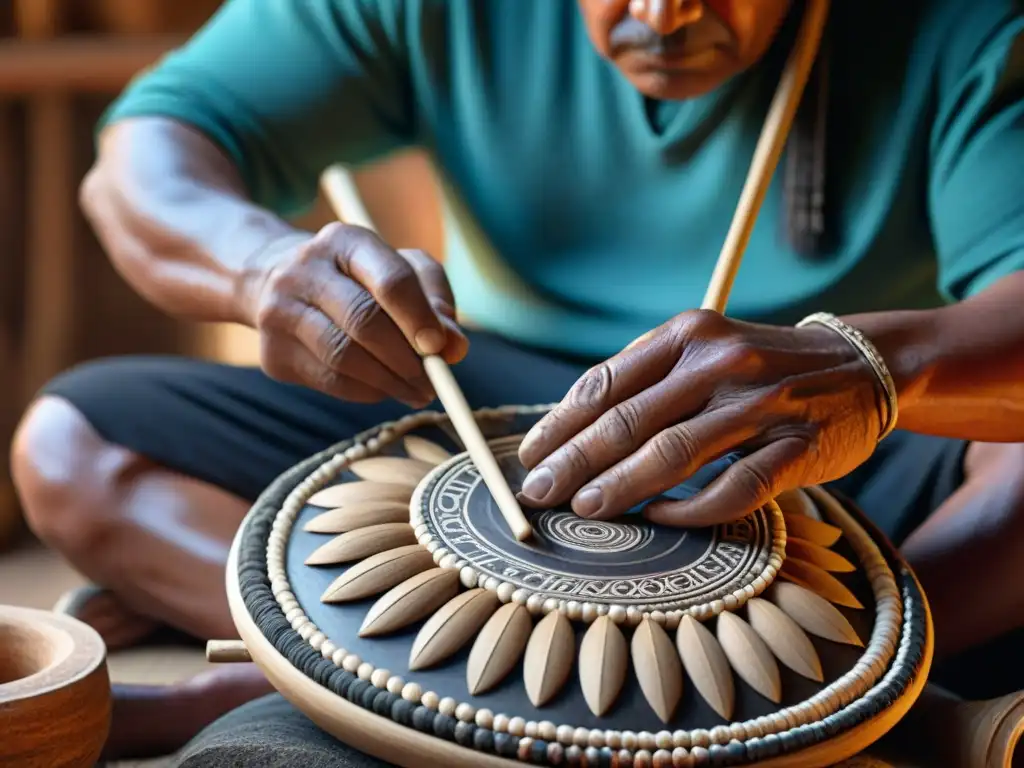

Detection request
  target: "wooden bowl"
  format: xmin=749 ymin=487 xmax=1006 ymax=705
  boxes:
xmin=0 ymin=605 xmax=111 ymax=767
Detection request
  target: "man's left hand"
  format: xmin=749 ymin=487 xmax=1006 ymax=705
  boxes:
xmin=516 ymin=309 xmax=885 ymax=526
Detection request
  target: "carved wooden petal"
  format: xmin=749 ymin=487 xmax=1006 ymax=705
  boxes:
xmin=768 ymin=582 xmax=863 ymax=647
xmin=746 ymin=598 xmax=823 ymax=683
xmin=466 ymin=603 xmax=533 ymax=695
xmin=403 ymin=435 xmax=452 ymax=465
xmin=775 ymin=488 xmax=822 ymax=521
xmin=409 ymin=589 xmax=501 ymax=671
xmin=675 ymin=615 xmax=735 ymax=721
xmin=786 ymin=537 xmax=856 ymax=573
xmin=781 ymin=558 xmax=864 ymax=610
xmin=523 ymin=610 xmax=575 ymax=707
xmin=579 ymin=615 xmax=628 ymax=717
xmin=320 ymin=545 xmax=434 ymax=603
xmin=348 ymin=456 xmax=435 ymax=488
xmin=804 ymin=485 xmax=850 ymax=525
xmin=716 ymin=611 xmax=782 ymax=704
xmin=307 ymin=481 xmax=412 ymax=509
xmin=782 ymin=513 xmax=843 ymax=548
xmin=358 ymin=568 xmax=460 ymax=637
xmin=632 ymin=618 xmax=683 ymax=723
xmin=305 ymin=523 xmax=417 ymax=566
xmin=304 ymin=501 xmax=410 ymax=534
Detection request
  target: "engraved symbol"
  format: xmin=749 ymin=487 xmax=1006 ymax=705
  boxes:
xmin=534 ymin=510 xmax=655 ymax=554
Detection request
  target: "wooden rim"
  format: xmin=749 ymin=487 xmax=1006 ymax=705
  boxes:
xmin=0 ymin=604 xmax=107 ymax=705
xmin=227 ymin=507 xmax=933 ymax=768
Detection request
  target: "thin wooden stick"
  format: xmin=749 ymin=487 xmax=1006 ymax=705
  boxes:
xmin=701 ymin=0 xmax=831 ymax=314
xmin=319 ymin=166 xmax=533 ymax=542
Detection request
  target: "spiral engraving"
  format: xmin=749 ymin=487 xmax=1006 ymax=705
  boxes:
xmin=534 ymin=510 xmax=655 ymax=554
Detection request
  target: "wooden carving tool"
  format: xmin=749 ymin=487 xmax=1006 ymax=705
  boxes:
xmin=702 ymin=0 xmax=831 ymax=313
xmin=319 ymin=166 xmax=533 ymax=542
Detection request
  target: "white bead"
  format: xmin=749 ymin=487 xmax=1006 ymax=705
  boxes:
xmin=401 ymin=683 xmax=422 ymax=703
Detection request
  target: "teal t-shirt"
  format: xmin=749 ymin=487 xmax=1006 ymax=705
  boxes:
xmin=102 ymin=0 xmax=1024 ymax=359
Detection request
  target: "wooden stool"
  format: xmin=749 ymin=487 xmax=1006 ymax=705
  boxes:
xmin=0 ymin=604 xmax=111 ymax=767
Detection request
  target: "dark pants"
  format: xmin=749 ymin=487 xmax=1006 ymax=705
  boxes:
xmin=42 ymin=330 xmax=965 ymax=546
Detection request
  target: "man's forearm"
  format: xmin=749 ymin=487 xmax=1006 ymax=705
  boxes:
xmin=844 ymin=270 xmax=1024 ymax=442
xmin=81 ymin=116 xmax=305 ymax=326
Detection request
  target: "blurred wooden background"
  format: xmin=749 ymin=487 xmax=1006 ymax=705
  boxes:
xmin=0 ymin=0 xmax=443 ymax=548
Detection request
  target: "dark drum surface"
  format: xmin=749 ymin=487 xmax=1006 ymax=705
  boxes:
xmin=285 ymin=419 xmax=877 ymax=734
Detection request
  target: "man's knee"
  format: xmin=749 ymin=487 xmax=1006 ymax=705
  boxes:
xmin=10 ymin=394 xmax=141 ymax=556
xmin=964 ymin=442 xmax=1024 ymax=531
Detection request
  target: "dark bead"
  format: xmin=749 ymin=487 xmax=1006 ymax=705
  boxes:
xmin=585 ymin=747 xmax=601 ymax=766
xmin=347 ymin=680 xmax=370 ymax=705
xmin=372 ymin=690 xmax=393 ymax=716
xmin=726 ymin=740 xmax=746 ymax=761
xmin=776 ymin=729 xmax=797 ymax=752
xmin=495 ymin=732 xmax=518 ymax=757
xmin=533 ymin=740 xmax=550 ymax=764
xmin=455 ymin=721 xmax=477 ymax=747
xmin=745 ymin=737 xmax=764 ymax=760
xmin=599 ymin=746 xmax=616 ymax=767
xmin=335 ymin=672 xmax=355 ymax=698
xmin=361 ymin=685 xmax=379 ymax=710
xmin=474 ymin=729 xmax=495 ymax=753
xmin=824 ymin=715 xmax=843 ymax=736
xmin=433 ymin=713 xmax=457 ymax=740
xmin=325 ymin=668 xmax=346 ymax=695
xmin=762 ymin=733 xmax=781 ymax=756
xmin=412 ymin=706 xmax=434 ymax=733
xmin=707 ymin=743 xmax=729 ymax=766
xmin=391 ymin=699 xmax=414 ymax=726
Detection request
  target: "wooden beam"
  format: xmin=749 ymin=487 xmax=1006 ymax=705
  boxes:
xmin=0 ymin=35 xmax=183 ymax=94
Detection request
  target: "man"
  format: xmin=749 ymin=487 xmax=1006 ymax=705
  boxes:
xmin=11 ymin=0 xmax=1024 ymax=760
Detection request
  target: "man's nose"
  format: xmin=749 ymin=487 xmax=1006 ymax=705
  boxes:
xmin=628 ymin=0 xmax=704 ymax=36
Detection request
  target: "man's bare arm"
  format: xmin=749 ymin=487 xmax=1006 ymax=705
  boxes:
xmin=80 ymin=116 xmax=304 ymax=327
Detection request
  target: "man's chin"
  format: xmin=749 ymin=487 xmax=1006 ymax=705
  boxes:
xmin=621 ymin=68 xmax=729 ymax=101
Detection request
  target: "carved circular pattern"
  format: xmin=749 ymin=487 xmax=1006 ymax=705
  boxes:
xmin=532 ymin=510 xmax=654 ymax=554
xmin=413 ymin=435 xmax=787 ymax=616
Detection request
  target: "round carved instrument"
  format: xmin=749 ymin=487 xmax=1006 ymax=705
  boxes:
xmin=0 ymin=604 xmax=112 ymax=767
xmin=220 ymin=405 xmax=934 ymax=767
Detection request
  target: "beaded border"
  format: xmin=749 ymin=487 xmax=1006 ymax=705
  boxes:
xmin=243 ymin=406 xmax=928 ymax=766
xmin=409 ymin=435 xmax=788 ymax=624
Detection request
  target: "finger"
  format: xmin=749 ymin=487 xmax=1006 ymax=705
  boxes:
xmin=518 ymin=325 xmax=682 ymax=468
xmin=400 ymin=249 xmax=470 ymax=364
xmin=261 ymin=335 xmax=393 ymax=404
xmin=306 ymin=261 xmax=430 ymax=387
xmin=516 ymin=373 xmax=714 ymax=508
xmin=398 ymin=248 xmax=456 ymax=307
xmin=333 ymin=226 xmax=449 ymax=356
xmin=559 ymin=406 xmax=762 ymax=520
xmin=289 ymin=302 xmax=435 ymax=407
xmin=643 ymin=436 xmax=808 ymax=527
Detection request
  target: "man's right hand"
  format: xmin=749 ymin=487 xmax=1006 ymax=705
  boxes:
xmin=239 ymin=222 xmax=468 ymax=407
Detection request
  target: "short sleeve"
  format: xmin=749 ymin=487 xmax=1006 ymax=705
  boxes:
xmin=101 ymin=0 xmax=415 ymax=217
xmin=929 ymin=4 xmax=1024 ymax=300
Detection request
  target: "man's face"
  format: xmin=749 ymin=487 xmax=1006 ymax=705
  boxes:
xmin=578 ymin=0 xmax=794 ymax=99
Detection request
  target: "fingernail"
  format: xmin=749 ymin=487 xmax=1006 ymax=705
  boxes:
xmin=414 ymin=328 xmax=446 ymax=356
xmin=520 ymin=467 xmax=554 ymax=502
xmin=573 ymin=487 xmax=604 ymax=518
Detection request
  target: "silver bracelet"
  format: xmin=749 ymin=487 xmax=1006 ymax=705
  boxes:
xmin=796 ymin=312 xmax=899 ymax=442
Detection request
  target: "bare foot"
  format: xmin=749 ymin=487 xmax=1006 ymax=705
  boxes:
xmin=54 ymin=586 xmax=160 ymax=651
xmin=101 ymin=663 xmax=274 ymax=761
